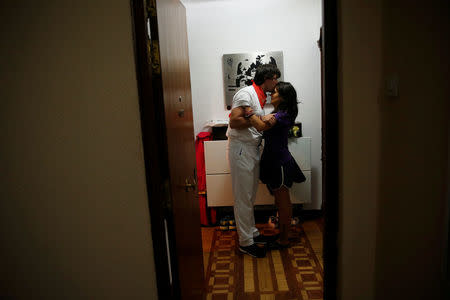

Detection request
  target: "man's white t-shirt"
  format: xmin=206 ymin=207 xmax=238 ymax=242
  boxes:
xmin=226 ymin=85 xmax=265 ymax=145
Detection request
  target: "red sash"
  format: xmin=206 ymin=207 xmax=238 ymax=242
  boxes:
xmin=252 ymin=81 xmax=267 ymax=108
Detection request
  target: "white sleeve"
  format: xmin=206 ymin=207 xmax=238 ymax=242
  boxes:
xmin=232 ymin=91 xmax=251 ymax=109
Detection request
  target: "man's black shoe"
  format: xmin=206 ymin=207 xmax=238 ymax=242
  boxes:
xmin=253 ymin=234 xmax=279 ymax=245
xmin=266 ymin=240 xmax=290 ymax=250
xmin=239 ymin=244 xmax=266 ymax=258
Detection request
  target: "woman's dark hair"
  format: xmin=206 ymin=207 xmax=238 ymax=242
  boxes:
xmin=253 ymin=64 xmax=281 ymax=85
xmin=273 ymin=81 xmax=299 ymax=124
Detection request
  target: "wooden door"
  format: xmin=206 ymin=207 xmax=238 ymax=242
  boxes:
xmin=132 ymin=0 xmax=203 ymax=299
xmin=156 ymin=0 xmax=204 ymax=299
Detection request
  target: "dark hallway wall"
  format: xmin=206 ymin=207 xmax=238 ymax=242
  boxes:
xmin=338 ymin=0 xmax=449 ymax=299
xmin=338 ymin=0 xmax=382 ymax=297
xmin=1 ymin=1 xmax=158 ymax=299
xmin=375 ymin=0 xmax=449 ymax=298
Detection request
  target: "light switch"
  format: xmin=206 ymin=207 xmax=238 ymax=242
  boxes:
xmin=385 ymin=74 xmax=399 ymax=97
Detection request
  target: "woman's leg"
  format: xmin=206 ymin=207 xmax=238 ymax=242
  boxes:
xmin=273 ymin=186 xmax=292 ymax=245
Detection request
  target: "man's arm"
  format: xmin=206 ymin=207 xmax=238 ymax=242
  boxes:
xmin=248 ymin=113 xmax=276 ymax=131
xmin=243 ymin=106 xmax=276 ymax=131
xmin=229 ymin=106 xmax=252 ymax=129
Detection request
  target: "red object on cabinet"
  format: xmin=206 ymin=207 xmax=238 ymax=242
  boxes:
xmin=195 ymin=132 xmax=216 ymax=225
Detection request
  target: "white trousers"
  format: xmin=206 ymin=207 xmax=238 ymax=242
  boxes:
xmin=227 ymin=140 xmax=261 ymax=246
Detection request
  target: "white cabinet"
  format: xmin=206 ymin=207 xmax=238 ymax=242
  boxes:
xmin=204 ymin=138 xmax=311 ymax=207
xmin=288 ymin=137 xmax=312 ymax=204
xmin=205 ymin=174 xmax=233 ymax=206
xmin=204 ymin=141 xmax=230 ymax=174
xmin=290 ymin=170 xmax=311 ymax=203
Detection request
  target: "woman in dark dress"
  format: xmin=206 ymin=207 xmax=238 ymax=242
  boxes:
xmin=244 ymin=81 xmax=305 ymax=248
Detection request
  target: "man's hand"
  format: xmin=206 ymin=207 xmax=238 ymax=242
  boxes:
xmin=262 ymin=113 xmax=276 ymax=126
xmin=244 ymin=106 xmax=254 ymax=118
xmin=244 ymin=106 xmax=253 ymax=114
xmin=229 ymin=106 xmax=252 ymax=129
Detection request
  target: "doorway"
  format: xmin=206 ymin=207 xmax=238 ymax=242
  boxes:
xmin=131 ymin=0 xmax=338 ymax=298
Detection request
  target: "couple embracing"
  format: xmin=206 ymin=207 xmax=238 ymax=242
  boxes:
xmin=226 ymin=64 xmax=306 ymax=258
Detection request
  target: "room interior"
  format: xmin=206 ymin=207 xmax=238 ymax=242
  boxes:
xmin=180 ymin=0 xmax=325 ymax=298
xmin=184 ymin=0 xmax=323 ymax=211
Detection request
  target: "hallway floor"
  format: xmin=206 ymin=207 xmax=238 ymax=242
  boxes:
xmin=202 ymin=218 xmax=323 ymax=299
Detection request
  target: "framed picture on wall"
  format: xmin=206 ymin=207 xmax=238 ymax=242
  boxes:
xmin=222 ymin=51 xmax=284 ymax=109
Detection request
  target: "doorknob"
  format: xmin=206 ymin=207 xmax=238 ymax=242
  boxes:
xmin=184 ymin=178 xmax=196 ymax=192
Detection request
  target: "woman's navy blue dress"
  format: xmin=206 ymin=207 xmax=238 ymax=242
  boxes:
xmin=260 ymin=111 xmax=306 ymax=193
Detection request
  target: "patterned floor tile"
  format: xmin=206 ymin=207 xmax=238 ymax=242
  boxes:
xmin=203 ymin=220 xmax=323 ymax=299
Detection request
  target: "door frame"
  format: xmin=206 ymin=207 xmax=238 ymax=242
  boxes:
xmin=131 ymin=0 xmax=339 ymax=298
xmin=130 ymin=0 xmax=180 ymax=298
xmin=321 ymin=0 xmax=339 ymax=299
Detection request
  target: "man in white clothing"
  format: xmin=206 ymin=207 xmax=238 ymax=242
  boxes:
xmin=227 ymin=64 xmax=281 ymax=258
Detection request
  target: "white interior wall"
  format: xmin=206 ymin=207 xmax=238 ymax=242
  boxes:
xmin=183 ymin=0 xmax=323 ymax=209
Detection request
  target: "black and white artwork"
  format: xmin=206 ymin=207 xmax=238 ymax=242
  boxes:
xmin=222 ymin=51 xmax=284 ymax=107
